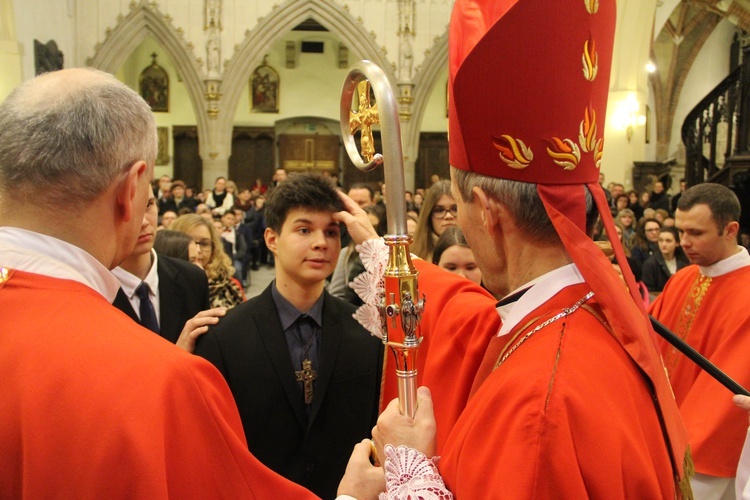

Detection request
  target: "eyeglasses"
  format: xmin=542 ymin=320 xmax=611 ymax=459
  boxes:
xmin=431 ymin=206 xmax=458 ymax=218
xmin=194 ymin=239 xmax=213 ymax=250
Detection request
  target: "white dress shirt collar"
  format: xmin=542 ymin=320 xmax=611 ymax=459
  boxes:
xmin=112 ymin=250 xmax=161 ymax=323
xmin=700 ymin=246 xmax=750 ymax=278
xmin=0 ymin=227 xmax=120 ymax=302
xmin=497 ymin=263 xmax=586 ymax=337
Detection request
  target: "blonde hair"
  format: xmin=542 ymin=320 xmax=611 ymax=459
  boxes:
xmin=171 ymin=214 xmax=235 ymax=281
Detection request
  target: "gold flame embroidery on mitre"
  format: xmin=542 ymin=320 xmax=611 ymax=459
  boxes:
xmin=546 ymin=138 xmax=581 ymax=171
xmin=582 ymin=36 xmax=598 ymax=82
xmin=492 ymin=135 xmax=533 ymax=169
xmin=585 ymin=0 xmax=599 ymax=14
xmin=579 ymin=107 xmax=598 ymax=153
xmin=594 ymin=138 xmax=604 ymax=169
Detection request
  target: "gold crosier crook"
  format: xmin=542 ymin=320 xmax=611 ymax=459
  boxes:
xmin=340 ymin=60 xmax=424 ymax=419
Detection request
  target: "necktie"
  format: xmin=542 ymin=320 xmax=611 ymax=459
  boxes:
xmin=135 ymin=282 xmax=160 ymax=333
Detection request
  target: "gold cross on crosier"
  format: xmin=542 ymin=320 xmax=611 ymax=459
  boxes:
xmin=295 ymin=359 xmax=317 ymax=405
xmin=349 ymin=80 xmax=379 ymax=162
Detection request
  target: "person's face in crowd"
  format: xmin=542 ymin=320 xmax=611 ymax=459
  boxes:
xmin=185 ymin=187 xmax=195 ymax=198
xmin=643 ymin=208 xmax=655 ymax=220
xmin=663 ymin=217 xmax=675 ymax=227
xmin=616 ymin=196 xmax=629 ymax=211
xmin=132 ymin=193 xmax=159 ymax=256
xmin=431 ymin=194 xmax=458 ymax=236
xmin=274 ymin=169 xmax=287 ymax=183
xmin=255 ymin=197 xmax=265 ymax=210
xmin=413 ymin=193 xmax=423 ymax=207
xmin=438 ymin=245 xmax=482 ymax=285
xmin=172 ymin=185 xmax=184 ymax=199
xmin=611 ymin=184 xmax=624 ymax=198
xmin=348 ymin=188 xmax=374 ymax=209
xmin=196 ymin=205 xmax=213 ymax=221
xmin=367 ymin=212 xmax=380 ymax=229
xmin=214 ymin=178 xmax=226 ymax=192
xmin=238 ymin=189 xmax=252 ymax=202
xmin=226 ymin=184 xmax=235 ymax=194
xmin=654 ymin=182 xmax=664 ymax=194
xmin=188 ymin=241 xmax=203 ymax=269
xmin=629 ymin=192 xmax=639 ymax=205
xmin=644 ymin=221 xmax=661 ymax=243
xmin=186 ymin=224 xmax=213 ymax=268
xmin=641 ymin=192 xmax=650 ymax=205
xmin=619 ymin=213 xmax=634 ymax=229
xmin=221 ymin=212 xmax=236 ymax=229
xmin=654 ymin=211 xmax=665 ymax=224
xmin=212 ymin=220 xmax=224 ymax=234
xmin=614 ymin=224 xmax=623 ymax=242
xmin=158 ymin=176 xmax=171 ymax=193
xmin=680 ymin=181 xmax=687 ymax=192
xmin=658 ymin=230 xmax=678 ymax=260
xmin=430 ymin=174 xmax=440 ymax=185
xmin=676 ymin=204 xmax=736 ymax=267
xmin=406 ymin=217 xmax=418 ymax=235
xmin=161 ymin=211 xmax=177 ymax=228
xmin=265 ymin=209 xmax=341 ymax=287
xmin=405 ymin=191 xmax=413 ymax=203
xmin=599 ymin=172 xmax=605 ymax=185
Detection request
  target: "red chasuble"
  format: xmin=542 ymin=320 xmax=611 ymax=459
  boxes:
xmin=650 ymin=264 xmax=750 ymax=477
xmin=0 ymin=269 xmax=317 ymax=499
xmin=439 ymin=283 xmax=677 ymax=498
xmin=378 ymin=260 xmax=500 ymax=451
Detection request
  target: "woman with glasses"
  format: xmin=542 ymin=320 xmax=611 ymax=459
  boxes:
xmin=171 ymin=214 xmax=245 ymax=309
xmin=412 ymin=180 xmax=458 ymax=260
xmin=631 ymin=217 xmax=662 ymax=272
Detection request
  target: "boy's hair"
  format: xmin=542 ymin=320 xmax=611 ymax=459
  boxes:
xmin=265 ymin=173 xmax=343 ymax=233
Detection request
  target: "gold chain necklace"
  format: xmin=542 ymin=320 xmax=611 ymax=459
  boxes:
xmin=494 ymin=292 xmax=594 ymax=370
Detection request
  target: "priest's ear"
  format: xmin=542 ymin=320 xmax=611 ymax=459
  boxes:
xmin=722 ymin=220 xmax=740 ymax=241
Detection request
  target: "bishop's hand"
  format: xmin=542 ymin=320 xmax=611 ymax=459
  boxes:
xmin=334 ymin=191 xmax=380 ymax=246
xmin=372 ymin=386 xmax=437 ymax=460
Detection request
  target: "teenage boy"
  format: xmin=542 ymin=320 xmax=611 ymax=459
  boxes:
xmin=194 ymin=173 xmax=383 ymax=500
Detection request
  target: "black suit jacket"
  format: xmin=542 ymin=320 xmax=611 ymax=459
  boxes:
xmin=194 ymin=285 xmax=383 ymax=499
xmin=113 ymin=255 xmax=210 ymax=344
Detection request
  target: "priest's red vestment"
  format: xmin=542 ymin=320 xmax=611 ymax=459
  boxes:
xmin=651 ymin=264 xmax=750 ymax=477
xmin=379 ymin=260 xmax=500 ymax=451
xmin=438 ymin=283 xmax=676 ymax=498
xmin=0 ymin=269 xmax=317 ymax=499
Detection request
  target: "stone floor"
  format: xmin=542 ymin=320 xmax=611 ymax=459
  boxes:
xmin=244 ymin=263 xmax=276 ymax=299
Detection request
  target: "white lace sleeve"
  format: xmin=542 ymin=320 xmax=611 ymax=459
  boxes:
xmin=378 ymin=445 xmax=453 ymax=500
xmin=350 ymin=238 xmax=389 ymax=338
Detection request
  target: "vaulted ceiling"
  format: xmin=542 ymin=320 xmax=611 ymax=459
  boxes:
xmin=651 ymin=0 xmax=747 ymax=159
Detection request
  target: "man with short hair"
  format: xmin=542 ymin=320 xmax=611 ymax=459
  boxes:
xmin=650 ymin=182 xmax=750 ymax=497
xmin=339 ymin=0 xmax=690 ymax=497
xmin=112 ymin=190 xmax=216 ymax=349
xmin=160 ymin=179 xmax=197 ymax=214
xmin=0 ymin=68 xmax=316 ymax=498
xmin=195 ymin=173 xmax=383 ymax=499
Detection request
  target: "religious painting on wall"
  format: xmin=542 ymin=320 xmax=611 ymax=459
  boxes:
xmin=156 ymin=127 xmax=170 ymax=165
xmin=251 ymin=56 xmax=279 ymax=113
xmin=139 ymin=53 xmax=169 ymax=112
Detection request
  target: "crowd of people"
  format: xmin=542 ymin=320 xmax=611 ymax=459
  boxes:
xmin=4 ymin=0 xmax=750 ymax=498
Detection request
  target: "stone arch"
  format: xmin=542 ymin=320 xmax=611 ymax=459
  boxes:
xmin=405 ymin=32 xmax=449 ymax=165
xmin=218 ymin=0 xmax=395 ymax=158
xmin=87 ymin=1 xmax=208 ymax=161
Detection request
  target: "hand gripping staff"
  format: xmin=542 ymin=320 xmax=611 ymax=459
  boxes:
xmin=340 ymin=60 xmax=424 ymax=419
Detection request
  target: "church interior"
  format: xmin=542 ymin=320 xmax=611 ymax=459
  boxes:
xmin=1 ymin=0 xmax=748 ymax=206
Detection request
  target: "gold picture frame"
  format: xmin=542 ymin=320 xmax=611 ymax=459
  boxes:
xmin=251 ymin=56 xmax=279 ymax=113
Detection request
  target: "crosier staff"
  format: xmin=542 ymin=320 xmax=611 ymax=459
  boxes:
xmin=340 ymin=60 xmax=424 ymax=419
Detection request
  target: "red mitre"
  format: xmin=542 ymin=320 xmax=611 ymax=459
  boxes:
xmin=449 ymin=0 xmax=692 ymax=494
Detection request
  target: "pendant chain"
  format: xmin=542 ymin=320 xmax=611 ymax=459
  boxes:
xmin=495 ymin=292 xmax=594 ymax=370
